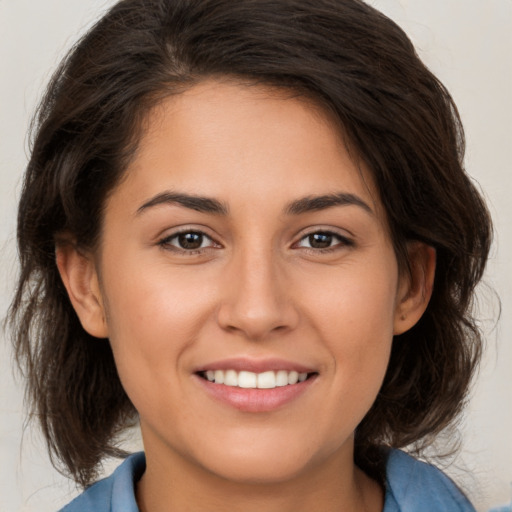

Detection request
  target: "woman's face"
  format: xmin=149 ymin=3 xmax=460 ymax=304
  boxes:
xmin=80 ymin=81 xmax=419 ymax=483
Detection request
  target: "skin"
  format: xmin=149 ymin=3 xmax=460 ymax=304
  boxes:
xmin=57 ymin=80 xmax=435 ymax=512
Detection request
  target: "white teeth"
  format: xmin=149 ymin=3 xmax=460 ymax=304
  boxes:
xmin=238 ymin=371 xmax=257 ymax=388
xmin=224 ymin=369 xmax=238 ymax=386
xmin=257 ymin=371 xmax=276 ymax=389
xmin=275 ymin=370 xmax=289 ymax=387
xmin=288 ymin=371 xmax=299 ymax=385
xmin=214 ymin=370 xmax=224 ymax=384
xmin=203 ymin=369 xmax=311 ymax=389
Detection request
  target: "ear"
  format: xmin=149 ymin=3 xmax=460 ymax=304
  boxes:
xmin=393 ymin=242 xmax=436 ymax=335
xmin=56 ymin=243 xmax=108 ymax=339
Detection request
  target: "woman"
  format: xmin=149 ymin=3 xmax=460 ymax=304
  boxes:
xmin=9 ymin=0 xmax=492 ymax=510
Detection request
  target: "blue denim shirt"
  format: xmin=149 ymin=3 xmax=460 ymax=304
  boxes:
xmin=60 ymin=449 xmax=475 ymax=511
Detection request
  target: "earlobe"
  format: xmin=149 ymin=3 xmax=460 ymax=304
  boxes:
xmin=393 ymin=242 xmax=436 ymax=335
xmin=56 ymin=243 xmax=108 ymax=339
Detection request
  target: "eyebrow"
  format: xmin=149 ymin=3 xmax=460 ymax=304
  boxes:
xmin=137 ymin=192 xmax=229 ymax=216
xmin=285 ymin=193 xmax=373 ymax=216
xmin=136 ymin=191 xmax=372 ymax=217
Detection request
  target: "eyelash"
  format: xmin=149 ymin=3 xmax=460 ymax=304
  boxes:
xmin=157 ymin=229 xmax=354 ymax=255
xmin=157 ymin=229 xmax=219 ymax=255
xmin=294 ymin=231 xmax=354 ymax=253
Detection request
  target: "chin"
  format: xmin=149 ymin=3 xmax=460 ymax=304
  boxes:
xmin=189 ymin=434 xmax=339 ymax=485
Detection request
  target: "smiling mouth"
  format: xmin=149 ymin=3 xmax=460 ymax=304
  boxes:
xmin=197 ymin=369 xmax=317 ymax=389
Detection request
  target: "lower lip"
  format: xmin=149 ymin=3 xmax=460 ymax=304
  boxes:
xmin=194 ymin=374 xmax=317 ymax=412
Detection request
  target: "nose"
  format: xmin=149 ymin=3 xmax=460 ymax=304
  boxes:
xmin=216 ymin=246 xmax=300 ymax=341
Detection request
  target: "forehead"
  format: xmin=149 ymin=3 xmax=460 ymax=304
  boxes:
xmin=113 ymin=79 xmax=384 ymax=221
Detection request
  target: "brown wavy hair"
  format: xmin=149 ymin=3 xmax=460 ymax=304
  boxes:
xmin=9 ymin=0 xmax=492 ymax=487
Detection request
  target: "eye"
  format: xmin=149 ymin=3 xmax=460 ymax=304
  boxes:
xmin=159 ymin=230 xmax=218 ymax=252
xmin=296 ymin=231 xmax=352 ymax=250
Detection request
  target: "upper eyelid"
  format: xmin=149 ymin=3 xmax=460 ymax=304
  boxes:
xmin=296 ymin=232 xmax=351 ymax=245
xmin=158 ymin=225 xmax=218 ymax=240
xmin=161 ymin=230 xmax=218 ymax=245
xmin=293 ymin=226 xmax=354 ymax=241
xmin=156 ymin=226 xmax=353 ymax=247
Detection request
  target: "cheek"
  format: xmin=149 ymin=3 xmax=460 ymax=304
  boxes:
xmin=105 ymin=256 xmax=213 ymax=332
xmin=101 ymin=262 xmax=217 ymax=391
xmin=302 ymin=258 xmax=398 ymax=393
xmin=305 ymin=255 xmax=397 ymax=333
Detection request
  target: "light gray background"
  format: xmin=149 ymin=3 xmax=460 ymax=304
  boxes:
xmin=1 ymin=1 xmax=511 ymax=511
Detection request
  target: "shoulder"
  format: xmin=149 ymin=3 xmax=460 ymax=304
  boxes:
xmin=58 ymin=452 xmax=145 ymax=512
xmin=383 ymin=449 xmax=476 ymax=512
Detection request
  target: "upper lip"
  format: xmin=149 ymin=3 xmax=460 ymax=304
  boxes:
xmin=195 ymin=357 xmax=317 ymax=374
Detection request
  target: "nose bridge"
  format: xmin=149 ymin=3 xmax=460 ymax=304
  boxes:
xmin=217 ymin=238 xmax=297 ymax=339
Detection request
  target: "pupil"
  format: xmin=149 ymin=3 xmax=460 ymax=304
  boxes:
xmin=309 ymin=233 xmax=332 ymax=248
xmin=179 ymin=232 xmax=203 ymax=249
